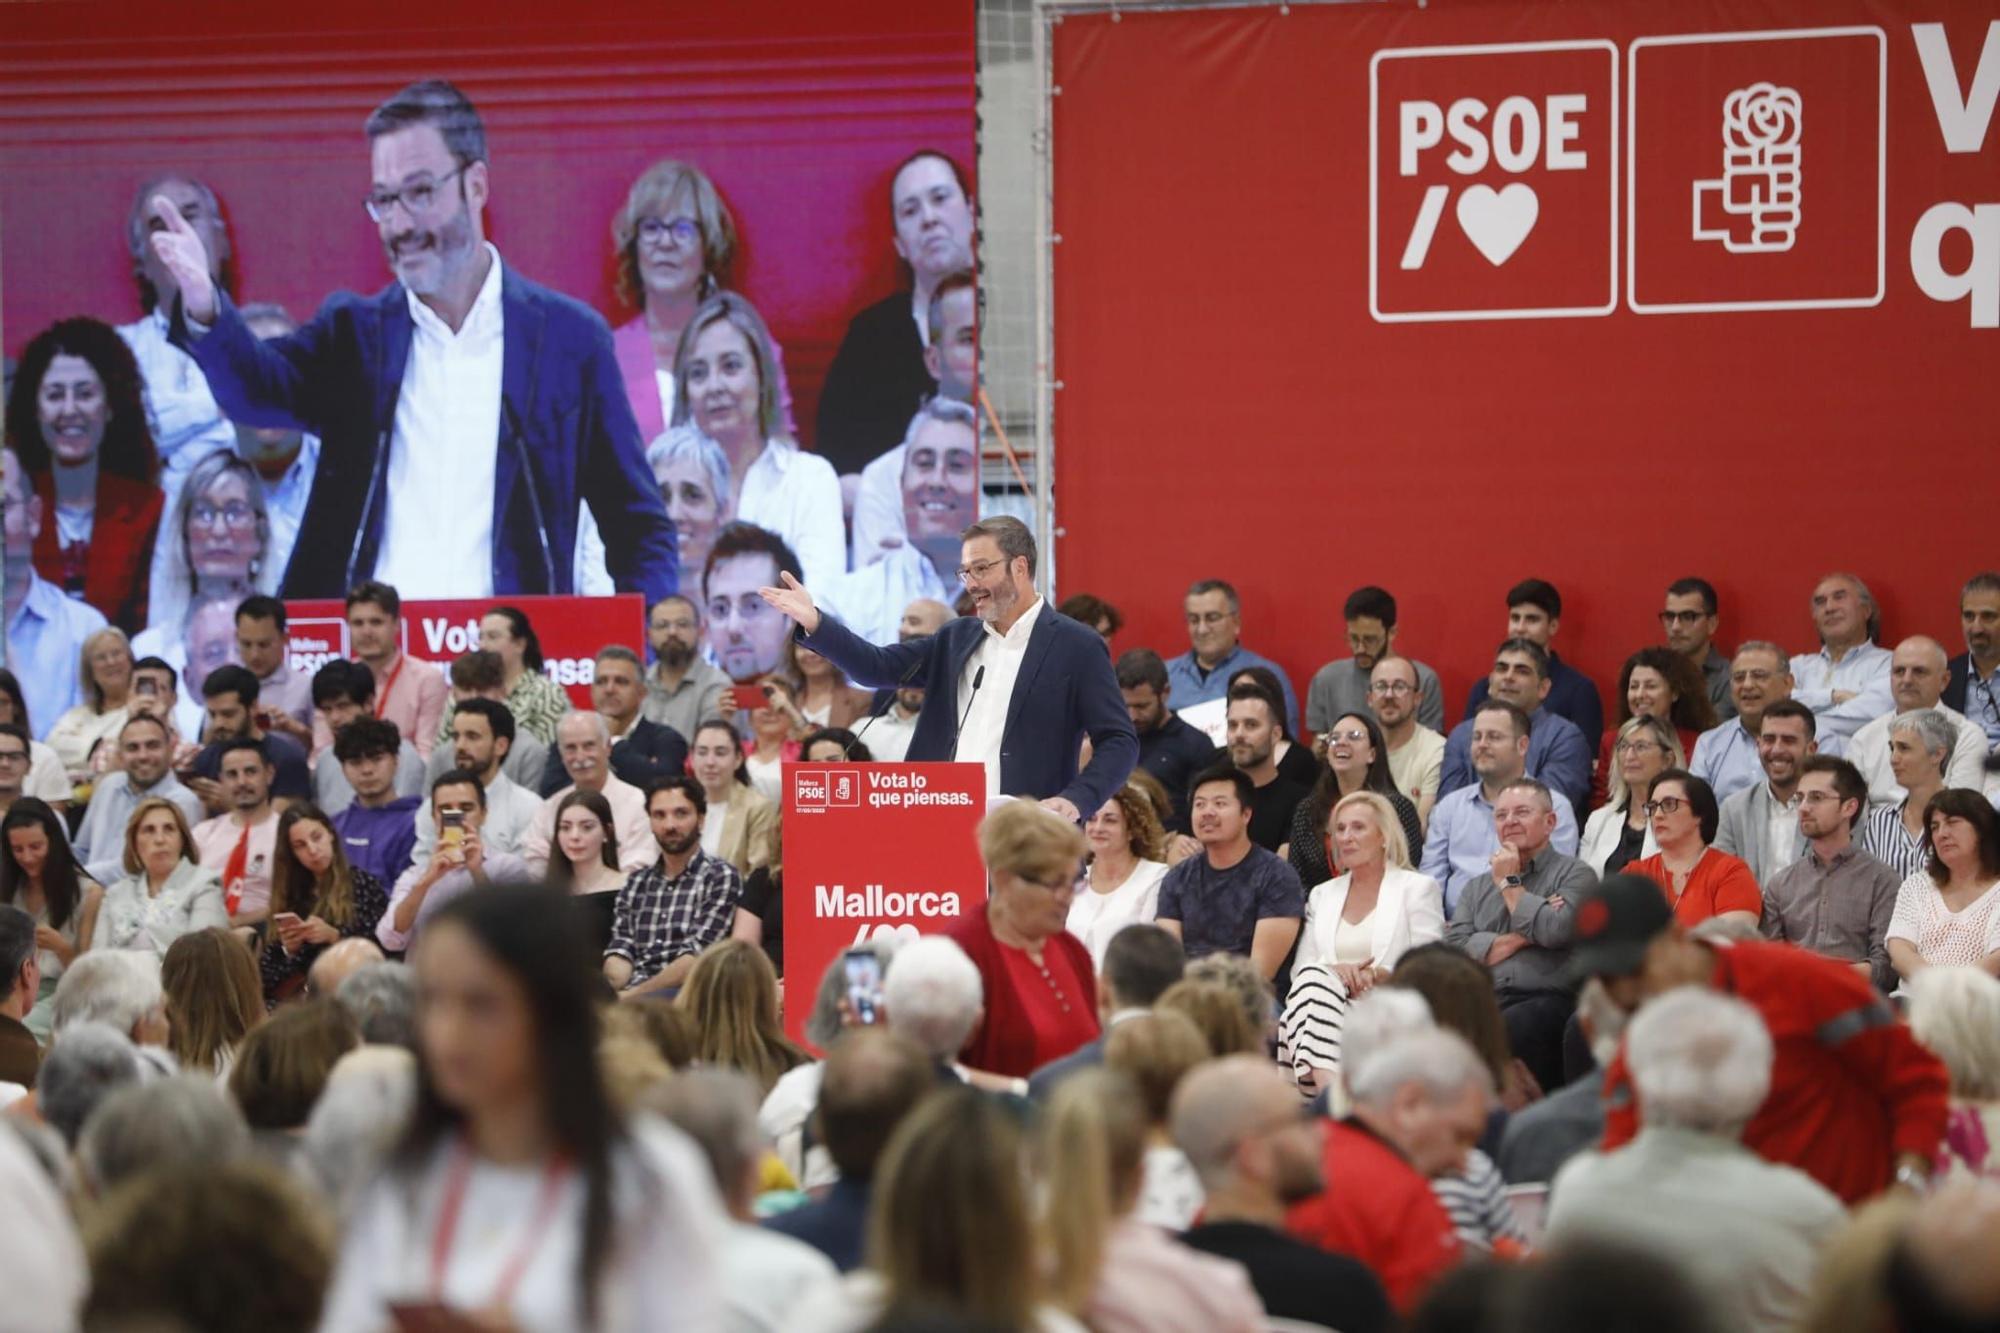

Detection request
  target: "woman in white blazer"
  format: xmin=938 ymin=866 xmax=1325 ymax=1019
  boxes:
xmin=1578 ymin=716 xmax=1680 ymax=876
xmin=1293 ymin=791 xmax=1444 ymax=995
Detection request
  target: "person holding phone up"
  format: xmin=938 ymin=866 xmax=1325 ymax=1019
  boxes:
xmin=377 ymin=769 xmax=532 ymax=956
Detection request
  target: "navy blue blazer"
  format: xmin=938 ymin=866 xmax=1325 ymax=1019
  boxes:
xmin=800 ymin=602 xmax=1138 ymax=814
xmin=170 ymin=271 xmax=677 ymax=603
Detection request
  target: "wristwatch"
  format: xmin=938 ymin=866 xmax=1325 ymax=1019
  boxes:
xmin=1502 ymin=874 xmax=1524 ymax=888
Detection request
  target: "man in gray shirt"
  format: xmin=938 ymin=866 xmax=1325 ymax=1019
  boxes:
xmin=73 ymin=715 xmax=205 ymax=883
xmin=1304 ymin=585 xmax=1445 ymax=734
xmin=1443 ymin=776 xmax=1594 ymax=1091
xmin=641 ymin=594 xmax=729 ymax=743
xmin=1761 ymin=755 xmax=1900 ymax=993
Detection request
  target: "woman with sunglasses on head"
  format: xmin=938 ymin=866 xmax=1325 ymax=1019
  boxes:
xmin=1627 ymin=769 xmax=1761 ymax=929
xmin=1579 ymin=715 xmax=1682 ymax=876
xmin=1289 ymin=712 xmax=1424 ymax=891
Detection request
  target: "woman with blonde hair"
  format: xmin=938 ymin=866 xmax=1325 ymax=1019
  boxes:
xmin=1156 ymin=977 xmax=1262 ymax=1058
xmin=678 ymin=938 xmax=808 ymax=1096
xmin=162 ymin=926 xmax=264 ymax=1076
xmin=1042 ymin=1069 xmax=1264 ymax=1332
xmin=1069 ymin=780 xmax=1171 ymax=967
xmin=45 ymin=626 xmax=135 ymax=780
xmin=258 ymin=804 xmax=389 ymax=1003
xmin=1579 ymin=713 xmax=1681 ymax=875
xmin=1907 ymin=965 xmax=2000 ymax=1179
xmin=143 ymin=448 xmax=277 ymax=647
xmin=90 ymin=795 xmax=225 ymax=958
xmin=1105 ymin=1010 xmax=1213 ymax=1229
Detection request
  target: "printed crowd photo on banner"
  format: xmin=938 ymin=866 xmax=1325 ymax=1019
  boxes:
xmin=0 ymin=1 xmax=977 ymax=747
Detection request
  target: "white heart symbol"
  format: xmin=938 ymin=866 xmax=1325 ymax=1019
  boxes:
xmin=1455 ymin=183 xmax=1540 ymax=266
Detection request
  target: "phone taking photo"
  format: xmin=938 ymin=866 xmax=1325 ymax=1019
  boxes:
xmin=843 ymin=949 xmax=884 ymax=1025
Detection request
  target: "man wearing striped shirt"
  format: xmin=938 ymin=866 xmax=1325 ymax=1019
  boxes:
xmin=603 ymin=776 xmax=740 ymax=999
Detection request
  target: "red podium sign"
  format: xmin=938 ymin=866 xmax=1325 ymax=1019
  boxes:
xmin=782 ymin=761 xmax=988 ymax=1045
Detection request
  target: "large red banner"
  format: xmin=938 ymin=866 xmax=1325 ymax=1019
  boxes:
xmin=781 ymin=761 xmax=987 ymax=1045
xmin=1052 ymin=2 xmax=2000 ymax=718
xmin=283 ymin=594 xmax=644 ymax=708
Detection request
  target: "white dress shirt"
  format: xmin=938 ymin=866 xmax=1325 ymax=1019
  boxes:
xmin=373 ymin=244 xmax=505 ymax=597
xmin=954 ymin=599 xmax=1042 ymax=798
xmin=816 ymin=544 xmax=954 ymax=646
xmin=1767 ymin=786 xmax=1804 ymax=879
xmin=1847 ymin=703 xmax=1989 ymax=805
xmin=736 ymin=437 xmax=846 ymax=588
xmin=118 ymin=309 xmax=235 ymax=490
xmin=867 ymin=707 xmax=919 ymax=762
xmin=849 ymin=442 xmax=906 ymax=569
xmin=1789 ymin=641 xmax=1893 ymax=748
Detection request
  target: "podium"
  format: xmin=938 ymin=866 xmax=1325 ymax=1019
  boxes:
xmin=782 ymin=762 xmax=987 ymax=1045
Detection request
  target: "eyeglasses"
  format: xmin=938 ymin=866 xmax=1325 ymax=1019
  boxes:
xmin=1368 ymin=681 xmax=1414 ymax=696
xmin=1658 ymin=610 xmax=1707 ymax=626
xmin=1325 ymin=728 xmax=1370 ymax=744
xmin=1642 ymin=796 xmax=1687 ymax=817
xmin=1731 ymin=669 xmax=1779 ymax=685
xmin=190 ymin=500 xmax=256 ymax=531
xmin=0 ymin=750 xmax=28 ymax=766
xmin=638 ymin=217 xmax=701 ymax=247
xmin=1614 ymin=739 xmax=1661 ymax=755
xmin=956 ymin=557 xmax=1006 ymax=584
xmin=364 ymin=164 xmax=468 ymax=223
xmin=1799 ymin=790 xmax=1844 ymax=806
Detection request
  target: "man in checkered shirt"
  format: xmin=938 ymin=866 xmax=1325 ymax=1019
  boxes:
xmin=602 ymin=775 xmax=742 ymax=997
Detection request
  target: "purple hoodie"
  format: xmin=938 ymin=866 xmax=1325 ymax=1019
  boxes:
xmin=332 ymin=796 xmax=422 ymax=889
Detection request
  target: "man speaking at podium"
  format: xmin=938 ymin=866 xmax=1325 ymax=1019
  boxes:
xmin=760 ymin=515 xmax=1136 ymax=821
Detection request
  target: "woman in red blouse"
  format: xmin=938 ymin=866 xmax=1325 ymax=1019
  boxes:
xmin=4 ymin=318 xmax=162 ymax=631
xmin=946 ymin=801 xmax=1101 ymax=1079
xmin=1628 ymin=769 xmax=1763 ymax=929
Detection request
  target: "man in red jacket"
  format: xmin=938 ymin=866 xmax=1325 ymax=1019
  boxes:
xmin=1573 ymin=873 xmax=1948 ymax=1203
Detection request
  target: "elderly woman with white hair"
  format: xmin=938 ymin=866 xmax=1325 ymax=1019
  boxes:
xmin=1861 ymin=709 xmax=1960 ymax=880
xmin=36 ymin=1021 xmax=172 ymax=1147
xmin=758 ymin=937 xmax=900 ymax=1189
xmin=1907 ymin=965 xmax=2000 ymax=1179
xmin=1547 ymin=988 xmax=1846 ymax=1332
xmin=76 ymin=1073 xmax=248 ymax=1197
xmin=49 ymin=948 xmax=167 ymax=1046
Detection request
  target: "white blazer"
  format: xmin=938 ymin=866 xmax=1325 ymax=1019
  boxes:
xmin=1295 ymin=866 xmax=1445 ymax=974
xmin=1579 ymin=804 xmax=1659 ymax=877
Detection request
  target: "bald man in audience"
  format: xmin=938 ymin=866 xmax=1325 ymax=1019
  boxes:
xmin=1846 ymin=636 xmax=1988 ymax=804
xmin=308 ymin=938 xmax=385 ymax=1000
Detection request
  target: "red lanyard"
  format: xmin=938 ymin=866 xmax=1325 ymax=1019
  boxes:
xmin=429 ymin=1140 xmax=574 ymax=1308
xmin=374 ymin=654 xmax=405 ymax=719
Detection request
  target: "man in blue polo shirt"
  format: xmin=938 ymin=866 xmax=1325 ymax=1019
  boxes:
xmin=1166 ymin=578 xmax=1299 ymax=738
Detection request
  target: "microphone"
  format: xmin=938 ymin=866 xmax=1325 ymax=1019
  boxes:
xmin=952 ymin=665 xmax=986 ymax=759
xmin=346 ymin=383 xmax=401 ymax=589
xmin=503 ymin=397 xmax=558 ymax=592
xmin=845 ymin=657 xmax=924 ymax=760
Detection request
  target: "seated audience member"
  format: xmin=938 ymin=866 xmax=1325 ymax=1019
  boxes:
xmin=1118 ymin=647 xmax=1216 ymax=832
xmin=546 ymin=645 xmax=688 ymax=797
xmin=1169 ymin=578 xmax=1299 ymax=736
xmin=1713 ymin=698 xmax=1816 ymax=884
xmin=1906 ymin=966 xmax=2000 ymax=1180
xmin=0 ymin=726 xmax=31 ymax=823
xmin=309 ymin=662 xmax=424 ymax=813
xmin=229 ymin=999 xmax=360 ymax=1143
xmin=306 ymin=584 xmax=445 ymax=763
xmin=378 ymin=771 xmax=534 ymax=954
xmin=855 ymin=597 xmax=951 ymax=763
xmin=1156 ymin=976 xmax=1262 ymax=1058
xmin=120 ymin=652 xmax=200 ymax=765
xmin=1496 ymin=977 xmax=1623 ymax=1183
xmin=161 ymin=925 xmax=265 ymax=1076
xmin=0 ymin=670 xmax=73 ymax=810
xmin=72 ymin=714 xmax=204 ymax=882
xmin=1461 ymin=579 xmax=1604 ymax=758
xmin=764 ymin=1027 xmax=935 ymax=1272
xmin=604 ymin=777 xmax=739 ymax=999
xmin=307 ymin=937 xmax=382 ymax=999
xmin=1029 ymin=923 xmax=1186 ymax=1099
xmin=742 ymin=672 xmax=805 ymax=801
xmin=1547 ymin=989 xmax=1845 ymax=1333
xmin=879 ymin=935 xmax=987 ymax=1083
xmin=299 ymin=1044 xmax=418 ymax=1219
xmin=1104 ymin=1010 xmax=1213 ymax=1229
xmin=1886 ymin=790 xmax=2000 ymax=992
xmin=679 ymin=938 xmax=806 ymax=1096
xmin=2 ymin=799 xmax=104 ymax=1035
xmin=423 ymin=650 xmax=550 ymax=789
xmin=1370 ymin=654 xmax=1448 ymax=830
xmin=1174 ymin=1054 xmax=1394 ymax=1333
xmin=1309 ymin=585 xmax=1446 ymax=735
xmin=325 ymin=718 xmax=422 ymax=884
xmin=1662 ymin=575 xmax=1738 ymax=721
xmin=1689 ymin=641 xmax=1796 ymax=802
xmin=817 ymin=399 xmax=971 ymax=643
xmin=188 ymin=664 xmax=311 ymax=807
xmin=258 ymin=805 xmax=391 ymax=1003
xmin=233 ymin=595 xmax=312 ymax=739
xmin=1762 ymin=756 xmax=1901 ymax=993
xmin=410 ymin=697 xmax=541 ymax=863
xmin=1625 ymin=770 xmax=1762 ymax=928
xmin=1221 ymin=682 xmax=1309 ymax=852
xmin=190 ymin=736 xmax=282 ymax=925
xmin=1293 ymin=792 xmax=1443 ymax=1005
xmin=1039 ymin=1069 xmax=1266 ymax=1333
xmin=38 ymin=1021 xmax=158 ymax=1146
xmin=316 ymin=878 xmax=726 ymax=1327
xmin=791 ymin=644 xmax=875 ymax=730
xmin=1850 ymin=636 xmax=1988 ymax=803
xmin=947 ymin=801 xmax=1101 ymax=1078
xmin=758 ymin=939 xmax=902 ymax=1188
xmin=75 ymin=1073 xmax=250 ymax=1198
xmin=91 ymin=797 xmax=227 ymax=957
xmin=1860 ymin=709 xmax=1960 ymax=880
xmin=648 ymin=1068 xmax=838 ymax=1331
xmin=1061 ymin=592 xmax=1123 ymax=643
xmin=2 ymin=446 xmax=111 ymax=751
xmin=0 ymin=905 xmax=41 ymax=1086
xmin=1440 ymin=639 xmax=1591 ymax=816
xmin=49 ymin=947 xmax=169 ymax=1046
xmin=1286 ymin=991 xmax=1485 ymax=1311
xmin=1791 ymin=571 xmax=1894 ymax=750
xmin=543 ymin=790 xmax=626 ymax=953
xmin=1232 ymin=668 xmax=1314 ymax=793
xmin=522 ymin=711 xmax=659 ymax=876
xmin=328 ymin=958 xmax=415 ymax=1048
xmin=688 ymin=718 xmax=780 ymax=879
xmin=1289 ymin=710 xmax=1424 ymax=890
xmin=1422 ymin=702 xmax=1581 ymax=914
xmin=1156 ymin=765 xmax=1305 ymax=985
xmin=44 ymin=627 xmax=130 ymax=781
xmin=456 ymin=605 xmax=572 ymax=748
xmin=799 ymin=726 xmax=868 ymax=763
xmin=1594 ymin=646 xmax=1715 ymax=808
xmin=1573 ymin=872 xmax=1948 ymax=1202
xmin=1579 ymin=715 xmax=1678 ymax=876
xmin=1442 ymin=778 xmax=1589 ymax=1091
xmin=1948 ymin=571 xmax=2000 ymax=752
xmin=1069 ymin=781 xmax=1171 ymax=968
xmin=641 ymin=593 xmax=731 ymax=741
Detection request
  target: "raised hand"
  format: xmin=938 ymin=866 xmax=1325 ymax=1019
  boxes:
xmin=147 ymin=195 xmax=218 ymax=324
xmin=757 ymin=571 xmax=821 ymax=635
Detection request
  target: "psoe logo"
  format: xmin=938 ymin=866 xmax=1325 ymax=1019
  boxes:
xmin=795 ymin=770 xmax=830 ymax=811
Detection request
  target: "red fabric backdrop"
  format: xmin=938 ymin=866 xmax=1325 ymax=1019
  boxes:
xmin=0 ymin=0 xmax=976 ymax=453
xmin=1052 ymin=0 xmax=2000 ymax=722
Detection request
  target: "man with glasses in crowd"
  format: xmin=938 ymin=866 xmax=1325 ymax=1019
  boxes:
xmin=0 ymin=727 xmax=33 ymax=819
xmin=641 ymin=594 xmax=728 ymax=743
xmin=1690 ymin=642 xmax=1796 ymax=802
xmin=1307 ymin=586 xmax=1444 ymax=737
xmin=1660 ymin=576 xmax=1736 ymax=722
xmin=149 ymin=78 xmax=675 ymax=603
xmin=1370 ymin=655 xmax=1447 ymax=831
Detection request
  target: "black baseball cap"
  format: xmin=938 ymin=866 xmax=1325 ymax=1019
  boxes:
xmin=1569 ymin=873 xmax=1674 ymax=980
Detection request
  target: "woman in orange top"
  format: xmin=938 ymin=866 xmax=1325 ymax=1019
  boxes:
xmin=1628 ymin=768 xmax=1763 ymax=929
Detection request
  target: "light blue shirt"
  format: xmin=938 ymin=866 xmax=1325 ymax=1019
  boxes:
xmin=6 ymin=574 xmax=107 ymax=740
xmin=816 ymin=544 xmax=955 ymax=647
xmin=1966 ymin=661 xmax=2000 ymax=750
xmin=1166 ymin=643 xmax=1300 ymax=737
xmin=1688 ymin=719 xmax=1764 ymax=803
xmin=255 ymin=431 xmax=320 ymax=586
xmin=1420 ymin=782 xmax=1579 ymax=915
xmin=1789 ymin=641 xmax=1893 ymax=746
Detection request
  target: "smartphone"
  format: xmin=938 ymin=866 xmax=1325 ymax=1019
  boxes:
xmin=272 ymin=912 xmax=304 ymax=930
xmin=731 ymin=683 xmax=766 ymax=713
xmin=439 ymin=808 xmax=466 ymax=853
xmin=843 ymin=949 xmax=884 ymax=1025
